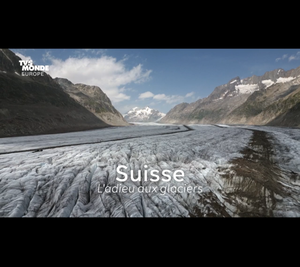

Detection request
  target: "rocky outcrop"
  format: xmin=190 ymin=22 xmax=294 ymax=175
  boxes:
xmin=54 ymin=78 xmax=129 ymax=126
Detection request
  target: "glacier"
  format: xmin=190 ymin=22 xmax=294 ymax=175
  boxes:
xmin=0 ymin=124 xmax=300 ymax=217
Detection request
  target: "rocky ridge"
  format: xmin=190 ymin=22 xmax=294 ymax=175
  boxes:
xmin=160 ymin=66 xmax=300 ymax=127
xmin=54 ymin=78 xmax=129 ymax=126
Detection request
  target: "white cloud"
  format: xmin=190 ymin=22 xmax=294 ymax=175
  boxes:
xmin=153 ymin=94 xmax=168 ymax=100
xmin=276 ymin=52 xmax=300 ymax=62
xmin=43 ymin=52 xmax=152 ymax=103
xmin=275 ymin=54 xmax=288 ymax=62
xmin=289 ymin=52 xmax=300 ymax=61
xmin=82 ymin=49 xmax=107 ymax=55
xmin=42 ymin=51 xmax=52 ymax=62
xmin=289 ymin=55 xmax=296 ymax=61
xmin=139 ymin=91 xmax=154 ymax=99
xmin=185 ymin=92 xmax=194 ymax=97
xmin=162 ymin=95 xmax=186 ymax=104
xmin=72 ymin=49 xmax=107 ymax=58
xmin=15 ymin=52 xmax=32 ymax=62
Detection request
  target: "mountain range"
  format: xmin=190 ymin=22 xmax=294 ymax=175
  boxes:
xmin=160 ymin=66 xmax=300 ymax=127
xmin=3 ymin=48 xmax=300 ymax=138
xmin=123 ymin=107 xmax=166 ymax=122
xmin=0 ymin=49 xmax=127 ymax=137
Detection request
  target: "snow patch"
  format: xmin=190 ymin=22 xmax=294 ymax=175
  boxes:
xmin=215 ymin=90 xmax=230 ymax=101
xmin=124 ymin=107 xmax=165 ymax=122
xmin=230 ymin=80 xmax=237 ymax=84
xmin=262 ymin=79 xmax=274 ymax=88
xmin=235 ymin=84 xmax=259 ymax=94
xmin=276 ymin=77 xmax=295 ymax=83
xmin=137 ymin=107 xmax=153 ymax=116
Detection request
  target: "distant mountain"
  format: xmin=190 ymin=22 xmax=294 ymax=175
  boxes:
xmin=123 ymin=107 xmax=166 ymax=122
xmin=54 ymin=78 xmax=129 ymax=126
xmin=0 ymin=49 xmax=110 ymax=137
xmin=160 ymin=66 xmax=300 ymax=127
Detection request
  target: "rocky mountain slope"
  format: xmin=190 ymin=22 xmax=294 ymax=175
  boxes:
xmin=0 ymin=49 xmax=110 ymax=137
xmin=54 ymin=78 xmax=129 ymax=126
xmin=123 ymin=107 xmax=165 ymax=122
xmin=160 ymin=67 xmax=300 ymax=127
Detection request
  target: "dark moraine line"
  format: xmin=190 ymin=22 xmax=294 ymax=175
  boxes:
xmin=218 ymin=129 xmax=290 ymax=217
xmin=0 ymin=125 xmax=194 ymax=155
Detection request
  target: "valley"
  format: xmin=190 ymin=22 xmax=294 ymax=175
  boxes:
xmin=2 ymin=48 xmax=300 ymax=218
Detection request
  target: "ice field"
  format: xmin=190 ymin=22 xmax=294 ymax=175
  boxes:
xmin=1 ymin=124 xmax=300 ymax=217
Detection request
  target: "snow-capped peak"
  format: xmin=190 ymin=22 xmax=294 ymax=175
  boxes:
xmin=123 ymin=107 xmax=165 ymax=123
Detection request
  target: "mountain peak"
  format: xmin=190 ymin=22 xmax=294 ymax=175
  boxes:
xmin=228 ymin=77 xmax=240 ymax=84
xmin=123 ymin=107 xmax=165 ymax=123
xmin=54 ymin=77 xmax=129 ymax=126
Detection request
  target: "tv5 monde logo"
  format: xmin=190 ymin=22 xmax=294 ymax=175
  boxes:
xmin=19 ymin=60 xmax=50 ymax=76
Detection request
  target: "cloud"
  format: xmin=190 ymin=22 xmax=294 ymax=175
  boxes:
xmin=42 ymin=51 xmax=52 ymax=62
xmin=139 ymin=91 xmax=194 ymax=104
xmin=139 ymin=91 xmax=154 ymax=99
xmin=289 ymin=55 xmax=296 ymax=61
xmin=185 ymin=92 xmax=194 ymax=97
xmin=73 ymin=49 xmax=107 ymax=58
xmin=275 ymin=54 xmax=288 ymax=62
xmin=15 ymin=52 xmax=32 ymax=62
xmin=43 ymin=51 xmax=152 ymax=103
xmin=289 ymin=52 xmax=300 ymax=61
xmin=276 ymin=52 xmax=300 ymax=62
xmin=82 ymin=49 xmax=107 ymax=55
xmin=153 ymin=94 xmax=168 ymax=101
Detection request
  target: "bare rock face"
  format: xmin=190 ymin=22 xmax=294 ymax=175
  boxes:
xmin=161 ymin=66 xmax=300 ymax=127
xmin=55 ymin=78 xmax=129 ymax=126
xmin=0 ymin=49 xmax=109 ymax=137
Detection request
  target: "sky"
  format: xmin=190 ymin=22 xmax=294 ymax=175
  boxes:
xmin=10 ymin=48 xmax=300 ymax=114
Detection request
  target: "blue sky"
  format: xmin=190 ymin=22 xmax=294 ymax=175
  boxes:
xmin=11 ymin=48 xmax=300 ymax=114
